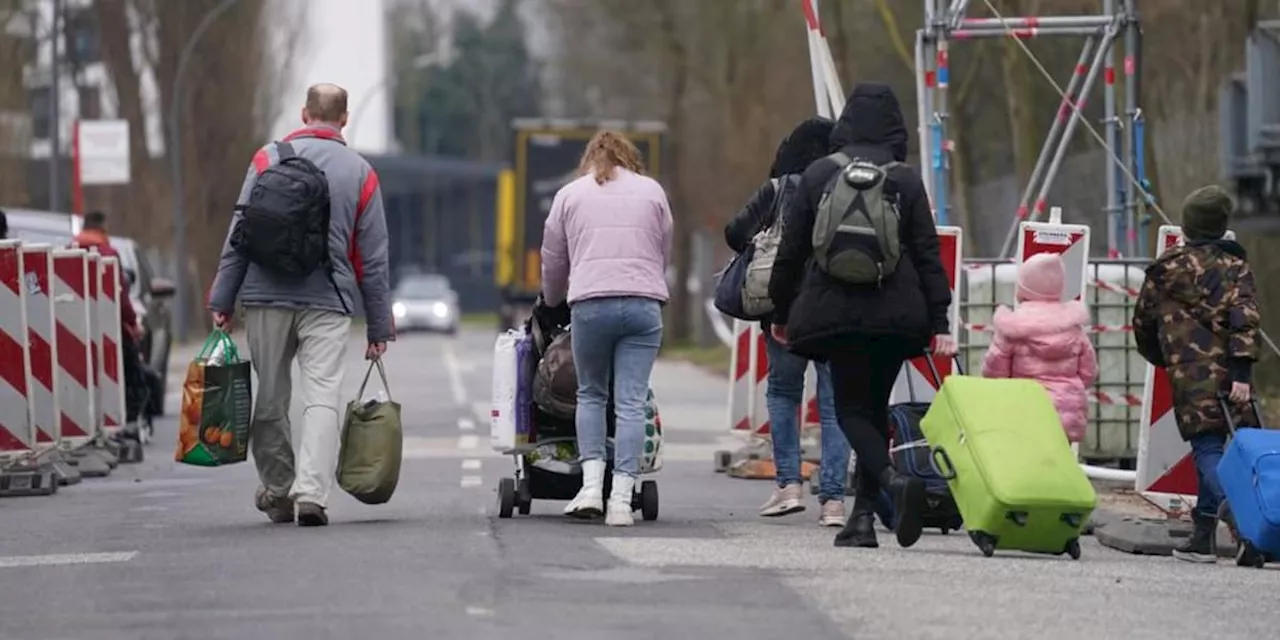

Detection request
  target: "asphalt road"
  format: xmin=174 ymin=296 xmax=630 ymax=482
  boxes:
xmin=2 ymin=326 xmax=1279 ymax=640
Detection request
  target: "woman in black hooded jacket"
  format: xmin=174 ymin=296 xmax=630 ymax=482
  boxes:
xmin=724 ymin=117 xmax=855 ymax=528
xmin=769 ymin=83 xmax=957 ymax=550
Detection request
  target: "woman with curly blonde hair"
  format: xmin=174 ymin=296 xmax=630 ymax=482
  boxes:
xmin=540 ymin=131 xmax=673 ymax=526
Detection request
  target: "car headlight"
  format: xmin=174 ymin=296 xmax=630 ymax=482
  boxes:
xmin=392 ymin=302 xmax=406 ymax=318
xmin=431 ymin=301 xmax=449 ymax=318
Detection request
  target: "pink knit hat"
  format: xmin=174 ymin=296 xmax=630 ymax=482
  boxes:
xmin=1017 ymin=253 xmax=1066 ymax=303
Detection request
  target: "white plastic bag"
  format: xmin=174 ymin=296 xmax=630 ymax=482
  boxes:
xmin=489 ymin=329 xmax=522 ymax=452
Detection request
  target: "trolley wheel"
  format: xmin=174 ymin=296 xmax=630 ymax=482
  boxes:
xmin=714 ymin=450 xmax=731 ymax=473
xmin=517 ymin=477 xmax=532 ymax=515
xmin=939 ymin=527 xmax=951 ymax=536
xmin=1065 ymin=538 xmax=1082 ymax=560
xmin=640 ymin=480 xmax=659 ymax=522
xmin=970 ymin=531 xmax=997 ymax=557
xmin=497 ymin=478 xmax=516 ymax=519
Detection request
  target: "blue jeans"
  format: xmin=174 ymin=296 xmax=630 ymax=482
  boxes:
xmin=1190 ymin=433 xmax=1227 ymax=518
xmin=764 ymin=333 xmax=851 ymax=502
xmin=570 ymin=297 xmax=663 ymax=477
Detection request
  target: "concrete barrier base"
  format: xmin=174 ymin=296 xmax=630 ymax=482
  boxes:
xmin=69 ymin=448 xmax=113 ymax=478
xmin=38 ymin=449 xmax=82 ymax=486
xmin=1093 ymin=513 xmax=1239 ymax=557
xmin=117 ymin=439 xmax=144 ymax=464
xmin=0 ymin=459 xmax=59 ymax=497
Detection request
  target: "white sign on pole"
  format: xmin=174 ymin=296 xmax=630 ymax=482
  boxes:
xmin=77 ymin=120 xmax=131 ymax=185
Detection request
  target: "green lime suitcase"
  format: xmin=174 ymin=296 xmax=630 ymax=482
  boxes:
xmin=919 ymin=375 xmax=1096 ymax=559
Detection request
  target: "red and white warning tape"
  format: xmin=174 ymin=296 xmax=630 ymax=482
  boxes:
xmin=1090 ymin=390 xmax=1144 ymax=406
xmin=964 ymin=323 xmax=1131 ymax=334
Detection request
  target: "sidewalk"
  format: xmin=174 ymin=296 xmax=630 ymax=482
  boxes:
xmin=648 ymin=358 xmax=739 ymax=463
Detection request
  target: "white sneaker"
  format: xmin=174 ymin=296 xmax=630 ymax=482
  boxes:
xmin=759 ymin=483 xmax=806 ymax=517
xmin=564 ymin=459 xmax=606 ymax=519
xmin=605 ymin=473 xmax=636 ymax=527
xmin=819 ymin=500 xmax=846 ymax=527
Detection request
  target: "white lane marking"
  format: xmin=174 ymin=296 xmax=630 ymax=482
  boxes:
xmin=0 ymin=551 xmax=139 ymax=568
xmin=462 ymin=459 xmax=481 ymax=470
xmin=460 ymin=476 xmax=482 ymax=488
xmin=457 ymin=417 xmax=475 ymax=431
xmin=465 ymin=606 xmax=494 ymax=617
xmin=458 ymin=434 xmax=479 ymax=450
xmin=442 ymin=342 xmax=468 ymax=406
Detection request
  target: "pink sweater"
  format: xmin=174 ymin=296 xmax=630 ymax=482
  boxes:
xmin=540 ymin=169 xmax=674 ymax=306
xmin=980 ymin=300 xmax=1099 ymax=443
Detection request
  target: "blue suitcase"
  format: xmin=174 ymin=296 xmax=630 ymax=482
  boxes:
xmin=1216 ymin=397 xmax=1279 ymax=567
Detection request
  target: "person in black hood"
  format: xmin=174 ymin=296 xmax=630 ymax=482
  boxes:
xmin=768 ymin=83 xmax=956 ymax=550
xmin=723 ymin=117 xmax=857 ymax=528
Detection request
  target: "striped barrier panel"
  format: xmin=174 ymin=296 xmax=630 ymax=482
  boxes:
xmin=97 ymin=256 xmax=126 ymax=435
xmin=86 ymin=252 xmax=103 ymax=437
xmin=0 ymin=240 xmax=35 ymax=459
xmin=22 ymin=244 xmax=60 ymax=450
xmin=53 ymin=248 xmax=95 ymax=449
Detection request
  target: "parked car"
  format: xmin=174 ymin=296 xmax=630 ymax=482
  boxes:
xmin=391 ymin=273 xmax=459 ymax=334
xmin=4 ymin=208 xmax=176 ymax=412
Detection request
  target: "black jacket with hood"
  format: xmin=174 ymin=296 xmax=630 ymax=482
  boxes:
xmin=768 ymin=83 xmax=952 ymax=360
xmin=723 ymin=117 xmax=835 ymax=330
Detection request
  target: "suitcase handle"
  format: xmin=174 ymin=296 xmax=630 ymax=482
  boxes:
xmin=1217 ymin=392 xmax=1267 ymax=436
xmin=905 ymin=350 xmax=965 ymax=402
xmin=931 ymin=446 xmax=958 ymax=481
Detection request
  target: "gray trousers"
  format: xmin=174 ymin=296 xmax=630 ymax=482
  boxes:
xmin=244 ymin=307 xmax=351 ymax=507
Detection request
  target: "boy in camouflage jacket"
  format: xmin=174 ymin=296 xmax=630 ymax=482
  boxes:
xmin=1133 ymin=185 xmax=1262 ymax=564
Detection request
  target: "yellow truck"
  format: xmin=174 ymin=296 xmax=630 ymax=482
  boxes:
xmin=494 ymin=119 xmax=666 ymax=328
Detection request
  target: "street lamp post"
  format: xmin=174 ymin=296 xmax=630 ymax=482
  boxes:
xmin=168 ymin=0 xmax=241 ymax=344
xmin=346 ymin=52 xmax=443 ymax=146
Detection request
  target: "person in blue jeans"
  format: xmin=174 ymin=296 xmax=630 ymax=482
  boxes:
xmin=1132 ymin=185 xmax=1262 ymax=563
xmin=540 ymin=132 xmax=674 ymax=527
xmin=762 ymin=335 xmax=851 ymax=525
xmin=725 ymin=117 xmax=852 ymax=526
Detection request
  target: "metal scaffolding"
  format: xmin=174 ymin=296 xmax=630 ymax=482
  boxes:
xmin=916 ymin=0 xmax=1149 ymax=258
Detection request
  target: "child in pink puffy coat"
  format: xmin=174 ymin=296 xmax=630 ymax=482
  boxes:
xmin=981 ymin=253 xmax=1098 ymax=443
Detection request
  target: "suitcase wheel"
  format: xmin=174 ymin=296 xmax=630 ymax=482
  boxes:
xmin=939 ymin=527 xmax=951 ymax=535
xmin=970 ymin=531 xmax=997 ymax=557
xmin=1065 ymin=538 xmax=1082 ymax=561
xmin=1236 ymin=541 xmax=1266 ymax=568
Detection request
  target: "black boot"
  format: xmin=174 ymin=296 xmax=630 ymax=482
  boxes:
xmin=880 ymin=468 xmax=927 ymax=548
xmin=834 ymin=498 xmax=879 ymax=548
xmin=1172 ymin=513 xmax=1217 ymax=564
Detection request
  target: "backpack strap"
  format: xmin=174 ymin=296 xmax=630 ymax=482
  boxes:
xmin=275 ymin=141 xmax=296 ymax=160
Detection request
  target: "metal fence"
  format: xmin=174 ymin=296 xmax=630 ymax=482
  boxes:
xmin=959 ymin=258 xmax=1150 ymax=464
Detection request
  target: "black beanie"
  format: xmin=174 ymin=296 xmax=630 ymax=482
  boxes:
xmin=1181 ymin=185 xmax=1233 ymax=241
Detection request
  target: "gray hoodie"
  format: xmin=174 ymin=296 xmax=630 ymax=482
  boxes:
xmin=207 ymin=124 xmax=395 ymax=343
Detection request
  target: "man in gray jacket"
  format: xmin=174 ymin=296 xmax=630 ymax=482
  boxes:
xmin=208 ymin=83 xmax=394 ymax=527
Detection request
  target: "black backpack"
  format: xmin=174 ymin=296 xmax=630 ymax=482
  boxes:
xmin=231 ymin=141 xmax=334 ymax=277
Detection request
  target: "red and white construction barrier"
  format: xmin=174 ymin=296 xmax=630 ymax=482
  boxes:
xmin=0 ymin=240 xmax=36 ymax=459
xmin=1014 ymin=212 xmax=1138 ymax=483
xmin=22 ymin=244 xmax=61 ymax=450
xmin=85 ymin=252 xmax=103 ymax=437
xmin=53 ymin=248 xmax=96 ymax=449
xmin=1015 ymin=207 xmax=1089 ymax=304
xmin=98 ymin=256 xmax=126 ymax=435
xmin=726 ymin=321 xmax=821 ymax=437
xmin=890 ymin=226 xmax=963 ymax=403
xmin=1135 ymin=225 xmax=1215 ymax=510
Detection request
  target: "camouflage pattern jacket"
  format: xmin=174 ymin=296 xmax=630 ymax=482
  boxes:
xmin=1133 ymin=239 xmax=1261 ymax=440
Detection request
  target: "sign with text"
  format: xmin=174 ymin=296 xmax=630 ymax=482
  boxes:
xmin=77 ymin=119 xmax=130 ymax=185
